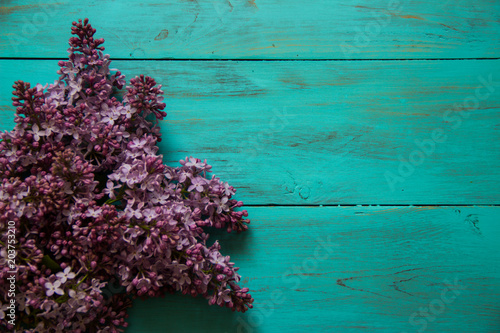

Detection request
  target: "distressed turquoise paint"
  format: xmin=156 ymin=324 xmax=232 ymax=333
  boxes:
xmin=126 ymin=206 xmax=500 ymax=333
xmin=1 ymin=60 xmax=499 ymax=204
xmin=0 ymin=1 xmax=499 ymax=332
xmin=0 ymin=0 xmax=499 ymax=59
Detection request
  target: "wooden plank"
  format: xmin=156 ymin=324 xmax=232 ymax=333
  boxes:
xmin=1 ymin=59 xmax=499 ymax=204
xmin=125 ymin=206 xmax=500 ymax=332
xmin=0 ymin=0 xmax=499 ymax=59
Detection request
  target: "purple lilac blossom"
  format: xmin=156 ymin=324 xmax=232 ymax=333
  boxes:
xmin=0 ymin=18 xmax=252 ymax=332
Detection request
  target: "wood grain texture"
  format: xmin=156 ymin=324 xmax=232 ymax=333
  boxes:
xmin=0 ymin=0 xmax=499 ymax=59
xmin=1 ymin=59 xmax=499 ymax=204
xmin=1 ymin=3 xmax=499 ymax=332
xmin=126 ymin=206 xmax=500 ymax=333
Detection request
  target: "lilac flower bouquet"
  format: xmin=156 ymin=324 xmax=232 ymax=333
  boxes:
xmin=0 ymin=19 xmax=253 ymax=332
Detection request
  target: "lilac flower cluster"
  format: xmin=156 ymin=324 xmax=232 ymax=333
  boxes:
xmin=0 ymin=19 xmax=252 ymax=332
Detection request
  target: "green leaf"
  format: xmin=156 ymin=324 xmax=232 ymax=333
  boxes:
xmin=42 ymin=255 xmax=62 ymax=272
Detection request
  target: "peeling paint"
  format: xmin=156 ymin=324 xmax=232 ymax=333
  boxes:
xmin=0 ymin=4 xmax=43 ymax=15
xmin=154 ymin=29 xmax=169 ymax=41
xmin=247 ymin=0 xmax=257 ymax=9
xmin=399 ymin=14 xmax=425 ymax=20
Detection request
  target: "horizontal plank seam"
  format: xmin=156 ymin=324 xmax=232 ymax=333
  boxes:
xmin=245 ymin=204 xmax=500 ymax=207
xmin=1 ymin=57 xmax=500 ymax=61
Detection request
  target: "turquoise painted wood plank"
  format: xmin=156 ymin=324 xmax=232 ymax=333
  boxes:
xmin=1 ymin=0 xmax=499 ymax=59
xmin=1 ymin=59 xmax=499 ymax=204
xmin=125 ymin=206 xmax=500 ymax=333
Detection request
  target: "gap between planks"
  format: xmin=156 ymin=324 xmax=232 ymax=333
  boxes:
xmin=246 ymin=204 xmax=500 ymax=207
xmin=1 ymin=57 xmax=500 ymax=61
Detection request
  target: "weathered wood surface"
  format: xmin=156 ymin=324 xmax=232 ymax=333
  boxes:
xmin=1 ymin=1 xmax=499 ymax=332
xmin=0 ymin=0 xmax=499 ymax=59
xmin=126 ymin=206 xmax=500 ymax=333
xmin=1 ymin=59 xmax=499 ymax=204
